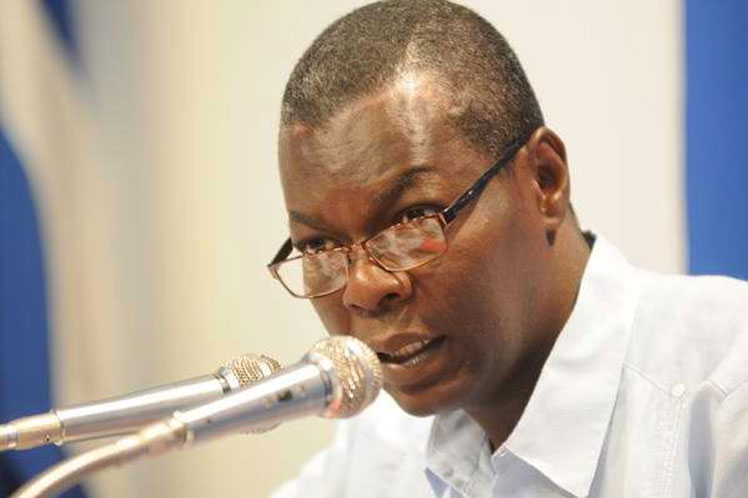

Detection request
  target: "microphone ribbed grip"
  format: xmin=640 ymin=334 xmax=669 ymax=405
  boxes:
xmin=224 ymin=354 xmax=282 ymax=387
xmin=309 ymin=336 xmax=383 ymax=418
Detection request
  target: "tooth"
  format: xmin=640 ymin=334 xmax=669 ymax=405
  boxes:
xmin=391 ymin=339 xmax=429 ymax=359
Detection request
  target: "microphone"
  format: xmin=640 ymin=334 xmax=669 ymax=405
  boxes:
xmin=11 ymin=336 xmax=382 ymax=498
xmin=130 ymin=335 xmax=381 ymax=447
xmin=0 ymin=353 xmax=281 ymax=452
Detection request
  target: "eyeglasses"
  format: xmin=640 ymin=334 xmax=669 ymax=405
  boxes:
xmin=268 ymin=136 xmax=526 ymax=298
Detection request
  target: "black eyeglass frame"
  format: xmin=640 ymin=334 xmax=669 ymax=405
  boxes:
xmin=268 ymin=135 xmax=527 ymax=298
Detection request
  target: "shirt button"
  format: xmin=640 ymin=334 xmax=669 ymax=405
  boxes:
xmin=671 ymin=382 xmax=686 ymax=397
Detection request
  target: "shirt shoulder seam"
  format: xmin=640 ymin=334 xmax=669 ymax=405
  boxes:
xmin=721 ymin=377 xmax=748 ymax=400
xmin=624 ymin=363 xmax=739 ymax=400
xmin=622 ymin=362 xmax=668 ymax=394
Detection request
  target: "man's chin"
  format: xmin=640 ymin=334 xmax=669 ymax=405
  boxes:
xmin=385 ymin=384 xmax=465 ymax=417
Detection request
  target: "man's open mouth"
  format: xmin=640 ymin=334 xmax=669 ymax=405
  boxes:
xmin=377 ymin=336 xmax=446 ymax=367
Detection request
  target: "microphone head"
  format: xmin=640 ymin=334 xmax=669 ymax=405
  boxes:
xmin=308 ymin=336 xmax=383 ymax=419
xmin=224 ymin=354 xmax=282 ymax=388
xmin=222 ymin=353 xmax=283 ymax=435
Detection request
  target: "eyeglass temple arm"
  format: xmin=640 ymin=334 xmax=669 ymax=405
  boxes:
xmin=270 ymin=238 xmax=294 ymax=266
xmin=441 ymin=138 xmax=525 ymax=224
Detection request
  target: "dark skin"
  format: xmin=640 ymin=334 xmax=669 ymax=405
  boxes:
xmin=278 ymin=73 xmax=590 ymax=449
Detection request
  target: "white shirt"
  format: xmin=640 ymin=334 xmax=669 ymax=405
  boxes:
xmin=272 ymin=236 xmax=748 ymax=497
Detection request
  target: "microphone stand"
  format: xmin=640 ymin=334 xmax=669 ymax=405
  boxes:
xmin=13 ymin=359 xmax=329 ymax=497
xmin=12 ymin=418 xmax=188 ymax=498
xmin=12 ymin=335 xmax=382 ymax=498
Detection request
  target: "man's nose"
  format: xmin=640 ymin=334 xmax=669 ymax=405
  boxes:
xmin=342 ymin=248 xmax=412 ymax=312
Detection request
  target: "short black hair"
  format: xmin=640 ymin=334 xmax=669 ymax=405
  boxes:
xmin=281 ymin=0 xmax=544 ymax=158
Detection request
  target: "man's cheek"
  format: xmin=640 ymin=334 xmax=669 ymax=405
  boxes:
xmin=312 ymin=296 xmax=349 ymax=335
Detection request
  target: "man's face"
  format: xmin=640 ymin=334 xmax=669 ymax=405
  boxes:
xmin=278 ymin=74 xmax=553 ymax=416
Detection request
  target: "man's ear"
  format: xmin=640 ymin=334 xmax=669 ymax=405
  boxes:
xmin=525 ymin=127 xmax=570 ymax=244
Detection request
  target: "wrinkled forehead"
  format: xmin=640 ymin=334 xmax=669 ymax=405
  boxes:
xmin=278 ymin=74 xmax=471 ymax=204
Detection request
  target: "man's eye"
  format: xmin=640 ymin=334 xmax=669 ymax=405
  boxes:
xmin=399 ymin=206 xmax=439 ymax=224
xmin=300 ymin=238 xmax=337 ymax=255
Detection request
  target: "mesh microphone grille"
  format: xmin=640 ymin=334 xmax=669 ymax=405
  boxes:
xmin=224 ymin=354 xmax=282 ymax=387
xmin=309 ymin=336 xmax=383 ymax=418
xmin=222 ymin=353 xmax=283 ymax=435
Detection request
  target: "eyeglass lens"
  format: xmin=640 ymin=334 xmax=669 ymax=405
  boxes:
xmin=277 ymin=216 xmax=447 ymax=297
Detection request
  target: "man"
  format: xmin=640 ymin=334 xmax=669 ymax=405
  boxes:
xmin=268 ymin=1 xmax=748 ymax=496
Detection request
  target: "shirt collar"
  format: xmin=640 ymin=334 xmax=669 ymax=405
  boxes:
xmin=426 ymin=408 xmax=495 ymax=496
xmin=501 ymin=234 xmax=641 ymax=496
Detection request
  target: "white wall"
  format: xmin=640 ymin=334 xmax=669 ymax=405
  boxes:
xmin=3 ymin=1 xmax=682 ymax=496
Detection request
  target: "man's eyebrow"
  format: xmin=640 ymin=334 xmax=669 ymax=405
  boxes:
xmin=288 ymin=166 xmax=438 ymax=231
xmin=288 ymin=210 xmax=328 ymax=232
xmin=371 ymin=165 xmax=438 ymax=209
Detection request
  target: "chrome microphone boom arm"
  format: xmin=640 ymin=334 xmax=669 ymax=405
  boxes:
xmin=0 ymin=355 xmax=280 ymax=451
xmin=12 ymin=336 xmax=382 ymax=498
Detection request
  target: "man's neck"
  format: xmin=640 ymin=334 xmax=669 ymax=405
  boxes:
xmin=467 ymin=226 xmax=592 ymax=451
xmin=466 ymin=331 xmax=557 ymax=450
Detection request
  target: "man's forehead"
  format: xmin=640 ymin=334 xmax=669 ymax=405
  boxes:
xmin=278 ymin=73 xmax=467 ymax=186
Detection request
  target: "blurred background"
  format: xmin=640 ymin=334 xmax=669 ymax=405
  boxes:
xmin=1 ymin=0 xmax=746 ymax=496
